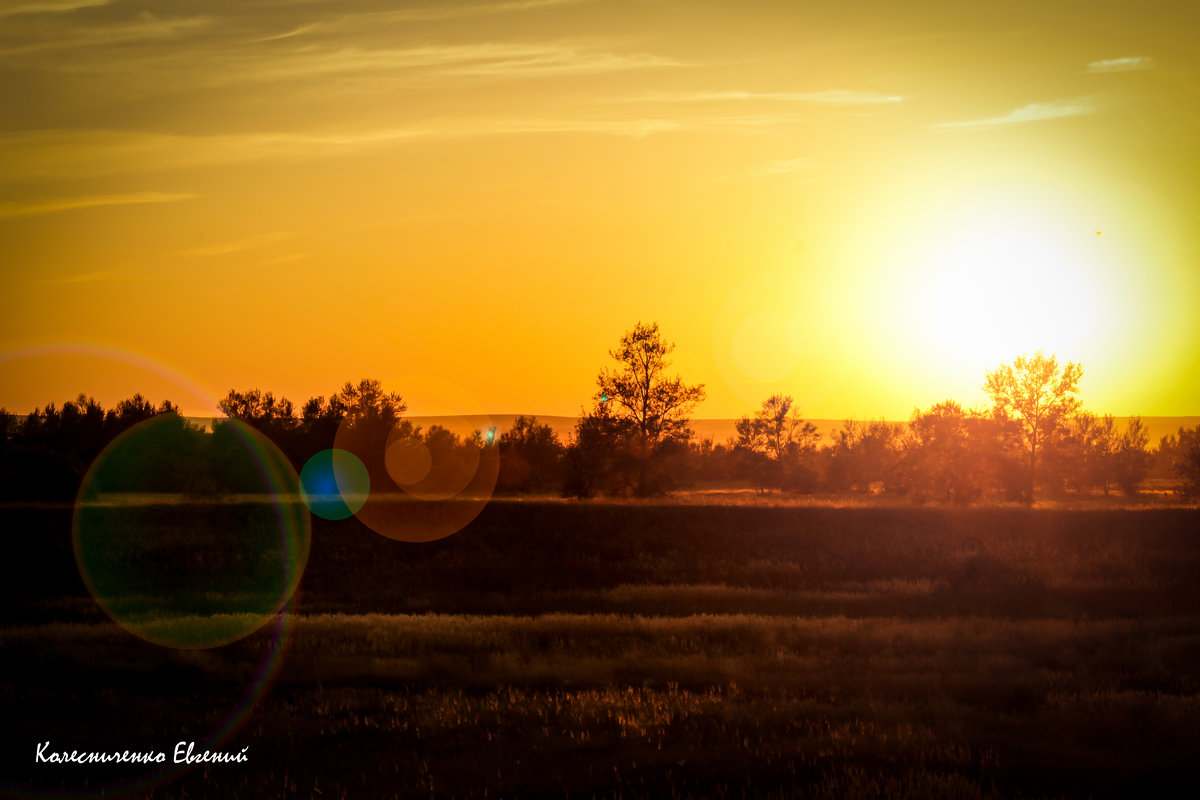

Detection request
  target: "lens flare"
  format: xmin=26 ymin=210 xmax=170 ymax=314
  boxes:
xmin=300 ymin=448 xmax=370 ymax=521
xmin=0 ymin=341 xmax=224 ymax=418
xmin=333 ymin=375 xmax=498 ymax=542
xmin=0 ymin=609 xmax=297 ymax=799
xmin=713 ymin=269 xmax=845 ymax=410
xmin=73 ymin=415 xmax=311 ymax=649
xmin=384 ymin=437 xmax=434 ymax=486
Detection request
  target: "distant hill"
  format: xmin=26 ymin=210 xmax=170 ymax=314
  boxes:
xmin=401 ymin=415 xmax=1200 ymax=447
xmin=13 ymin=412 xmax=1195 ymax=448
xmin=2 ymin=408 xmax=1195 ymax=457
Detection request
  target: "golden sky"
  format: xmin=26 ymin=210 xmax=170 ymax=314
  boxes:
xmin=1 ymin=0 xmax=1197 ymax=419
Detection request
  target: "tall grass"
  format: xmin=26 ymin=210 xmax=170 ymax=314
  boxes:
xmin=1 ymin=504 xmax=1197 ymax=798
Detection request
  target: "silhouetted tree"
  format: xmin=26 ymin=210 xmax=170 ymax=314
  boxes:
xmin=329 ymin=379 xmax=416 ymax=494
xmin=593 ymin=322 xmax=705 ymax=496
xmin=1053 ymin=412 xmax=1118 ymax=494
xmin=89 ymin=410 xmax=206 ymax=494
xmin=106 ymin=393 xmax=170 ymax=438
xmin=497 ymin=415 xmax=563 ymax=494
xmin=294 ymin=394 xmax=346 ymax=463
xmin=561 ymin=402 xmax=631 ymax=498
xmin=903 ymin=401 xmax=997 ymax=505
xmin=0 ymin=408 xmax=12 ymax=452
xmin=1112 ymin=416 xmax=1152 ymax=496
xmin=0 ymin=394 xmax=184 ymax=501
xmin=333 ymin=379 xmax=409 ymax=432
xmin=220 ymin=389 xmax=297 ymax=434
xmin=734 ymin=395 xmax=819 ymax=493
xmin=825 ymin=419 xmax=905 ymax=494
xmin=1158 ymin=425 xmax=1200 ymax=499
xmin=686 ymin=437 xmax=738 ymax=485
xmin=418 ymin=425 xmax=482 ymax=494
xmin=219 ymin=389 xmax=300 ymax=462
xmin=983 ymin=353 xmax=1082 ymax=504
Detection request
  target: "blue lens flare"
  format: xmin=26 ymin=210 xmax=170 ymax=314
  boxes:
xmin=300 ymin=448 xmax=370 ymax=520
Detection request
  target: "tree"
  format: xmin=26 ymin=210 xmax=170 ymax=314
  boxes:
xmin=561 ymin=402 xmax=628 ymax=498
xmin=903 ymin=401 xmax=997 ymax=505
xmin=328 ymin=379 xmax=416 ymax=495
xmin=332 ymin=379 xmax=408 ymax=432
xmin=595 ymin=322 xmax=706 ymax=496
xmin=0 ymin=408 xmax=12 ymax=452
xmin=825 ymin=419 xmax=905 ymax=494
xmin=734 ymin=395 xmax=819 ymax=492
xmin=1112 ymin=416 xmax=1152 ymax=496
xmin=293 ymin=394 xmax=346 ymax=464
xmin=1159 ymin=425 xmax=1200 ymax=499
xmin=1055 ymin=412 xmax=1118 ymax=495
xmin=219 ymin=389 xmax=299 ymax=457
xmin=983 ymin=353 xmax=1082 ymax=504
xmin=497 ymin=415 xmax=563 ymax=494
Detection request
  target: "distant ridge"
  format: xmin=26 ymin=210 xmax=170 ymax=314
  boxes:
xmin=400 ymin=415 xmax=1200 ymax=446
xmin=14 ymin=411 xmax=1199 ymax=444
xmin=161 ymin=414 xmax=1200 ymax=446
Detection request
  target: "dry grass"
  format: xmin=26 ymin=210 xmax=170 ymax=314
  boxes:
xmin=1 ymin=504 xmax=1197 ymax=798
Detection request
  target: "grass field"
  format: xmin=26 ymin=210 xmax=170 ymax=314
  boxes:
xmin=2 ymin=502 xmax=1198 ymax=798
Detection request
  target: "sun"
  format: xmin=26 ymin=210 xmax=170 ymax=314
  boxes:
xmin=900 ymin=198 xmax=1116 ymax=376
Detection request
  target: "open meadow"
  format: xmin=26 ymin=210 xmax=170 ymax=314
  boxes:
xmin=1 ymin=501 xmax=1198 ymax=798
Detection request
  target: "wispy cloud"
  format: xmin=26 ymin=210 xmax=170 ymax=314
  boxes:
xmin=0 ymin=15 xmax=211 ymax=57
xmin=356 ymin=0 xmax=589 ymax=23
xmin=232 ymin=42 xmax=684 ymax=83
xmin=50 ymin=268 xmax=121 ymax=284
xmin=1086 ymin=56 xmax=1155 ymax=73
xmin=3 ymin=113 xmax=792 ymax=179
xmin=173 ymin=231 xmax=295 ymax=258
xmin=0 ymin=191 xmax=195 ymax=219
xmin=0 ymin=128 xmax=434 ymax=179
xmin=438 ymin=45 xmax=682 ymax=77
xmin=0 ymin=0 xmax=110 ymax=19
xmin=932 ymin=100 xmax=1095 ymax=131
xmin=629 ymin=89 xmax=903 ymax=105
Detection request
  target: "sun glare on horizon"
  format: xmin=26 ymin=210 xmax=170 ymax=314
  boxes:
xmin=891 ymin=192 xmax=1124 ymax=388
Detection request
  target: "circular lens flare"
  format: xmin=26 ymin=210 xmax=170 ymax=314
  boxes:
xmin=300 ymin=448 xmax=370 ymax=521
xmin=333 ymin=375 xmax=498 ymax=542
xmin=385 ymin=437 xmax=433 ymax=486
xmin=73 ymin=415 xmax=311 ymax=649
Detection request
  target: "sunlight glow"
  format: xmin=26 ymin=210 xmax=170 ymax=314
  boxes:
xmin=901 ymin=198 xmax=1117 ymax=377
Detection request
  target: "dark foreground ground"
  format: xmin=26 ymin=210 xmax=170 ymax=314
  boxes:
xmin=2 ymin=502 xmax=1199 ymax=798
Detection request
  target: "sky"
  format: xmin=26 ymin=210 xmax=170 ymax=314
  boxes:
xmin=1 ymin=0 xmax=1197 ymax=420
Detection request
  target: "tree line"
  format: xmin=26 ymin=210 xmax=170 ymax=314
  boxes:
xmin=2 ymin=323 xmax=1198 ymax=504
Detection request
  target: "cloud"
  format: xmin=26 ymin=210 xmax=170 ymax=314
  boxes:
xmin=0 ymin=0 xmax=110 ymax=19
xmin=1086 ymin=56 xmax=1155 ymax=73
xmin=353 ymin=0 xmax=589 ymax=23
xmin=3 ymin=113 xmax=794 ymax=180
xmin=0 ymin=15 xmax=212 ymax=57
xmin=932 ymin=100 xmax=1095 ymax=131
xmin=172 ymin=232 xmax=295 ymax=258
xmin=50 ymin=268 xmax=121 ymax=284
xmin=0 ymin=128 xmax=433 ymax=180
xmin=434 ymin=45 xmax=683 ymax=77
xmin=239 ymin=42 xmax=683 ymax=82
xmin=0 ymin=191 xmax=195 ymax=219
xmin=629 ymin=89 xmax=903 ymax=105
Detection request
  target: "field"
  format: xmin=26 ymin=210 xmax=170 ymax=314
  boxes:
xmin=2 ymin=502 xmax=1199 ymax=798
